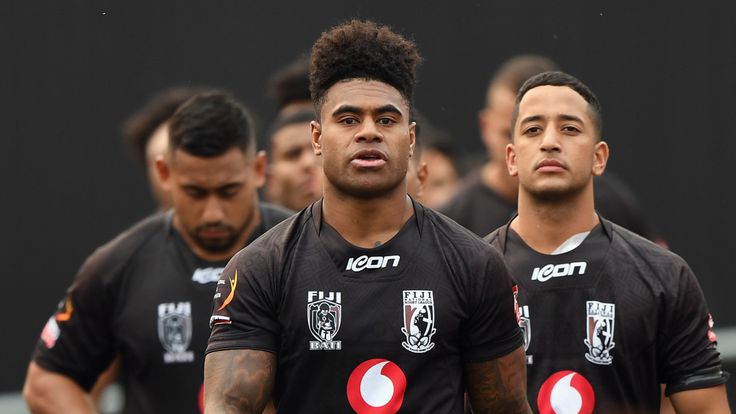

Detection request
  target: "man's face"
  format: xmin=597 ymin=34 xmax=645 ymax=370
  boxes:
xmin=267 ymin=122 xmax=323 ymax=211
xmin=159 ymin=147 xmax=265 ymax=254
xmin=480 ymin=86 xmax=516 ymax=162
xmin=312 ymin=79 xmax=415 ymax=199
xmin=506 ymin=85 xmax=608 ymax=200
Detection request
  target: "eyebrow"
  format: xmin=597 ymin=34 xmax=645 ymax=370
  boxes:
xmin=331 ymin=104 xmax=404 ymax=118
xmin=520 ymin=114 xmax=584 ymax=124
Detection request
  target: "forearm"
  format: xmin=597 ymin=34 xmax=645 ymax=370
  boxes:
xmin=204 ymin=349 xmax=276 ymax=414
xmin=24 ymin=361 xmax=97 ymax=414
xmin=670 ymin=384 xmax=731 ymax=414
xmin=465 ymin=346 xmax=532 ymax=414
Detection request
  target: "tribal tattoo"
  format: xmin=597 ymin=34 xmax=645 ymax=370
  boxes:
xmin=204 ymin=349 xmax=276 ymax=414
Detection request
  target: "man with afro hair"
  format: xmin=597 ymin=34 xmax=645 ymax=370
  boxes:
xmin=204 ymin=20 xmax=531 ymax=413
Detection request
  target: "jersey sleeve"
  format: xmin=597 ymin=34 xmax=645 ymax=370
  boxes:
xmin=461 ymin=244 xmax=523 ymax=362
xmin=32 ymin=249 xmax=118 ymax=391
xmin=660 ymin=259 xmax=729 ymax=395
xmin=206 ymin=245 xmax=281 ymax=355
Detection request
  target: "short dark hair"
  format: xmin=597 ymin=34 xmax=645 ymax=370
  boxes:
xmin=512 ymin=71 xmax=603 ymax=139
xmin=265 ymin=107 xmax=317 ymax=158
xmin=268 ymin=56 xmax=311 ymax=110
xmin=169 ymin=91 xmax=256 ymax=157
xmin=122 ymin=86 xmax=209 ymax=162
xmin=309 ymin=20 xmax=422 ymax=113
xmin=489 ymin=55 xmax=559 ymax=98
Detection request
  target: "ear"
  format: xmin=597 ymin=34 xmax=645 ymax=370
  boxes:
xmin=505 ymin=143 xmax=518 ymax=177
xmin=311 ymin=120 xmax=322 ymax=156
xmin=253 ymin=150 xmax=267 ymax=188
xmin=155 ymin=154 xmax=172 ymax=190
xmin=408 ymin=121 xmax=417 ymax=158
xmin=592 ymin=140 xmax=609 ymax=177
xmin=415 ymin=161 xmax=428 ymax=198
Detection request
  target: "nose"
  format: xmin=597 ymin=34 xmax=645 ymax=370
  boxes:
xmin=355 ymin=117 xmax=383 ymax=143
xmin=540 ymin=129 xmax=561 ymax=152
xmin=202 ymin=195 xmax=225 ymax=224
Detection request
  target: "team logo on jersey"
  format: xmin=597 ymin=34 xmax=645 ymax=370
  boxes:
xmin=512 ymin=285 xmax=533 ymax=363
xmin=346 ymin=359 xmax=407 ymax=414
xmin=707 ymin=313 xmax=718 ymax=344
xmin=40 ymin=316 xmax=61 ymax=349
xmin=584 ymin=301 xmax=615 ymax=365
xmin=346 ymin=255 xmax=400 ymax=272
xmin=537 ymin=370 xmax=595 ymax=414
xmin=191 ymin=267 xmax=225 ymax=284
xmin=216 ymin=270 xmax=238 ymax=312
xmin=307 ymin=291 xmax=342 ymax=350
xmin=40 ymin=295 xmax=74 ymax=349
xmin=158 ymin=301 xmax=194 ymax=363
xmin=401 ymin=290 xmax=436 ymax=353
xmin=532 ymin=262 xmax=587 ymax=282
xmin=519 ymin=305 xmax=534 ymax=365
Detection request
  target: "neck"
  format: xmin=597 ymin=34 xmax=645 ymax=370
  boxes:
xmin=482 ymin=160 xmax=518 ymax=202
xmin=322 ymin=184 xmax=413 ymax=249
xmin=511 ymin=183 xmax=598 ymax=254
xmin=174 ymin=205 xmax=261 ymax=262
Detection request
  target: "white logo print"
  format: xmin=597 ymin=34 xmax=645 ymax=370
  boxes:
xmin=584 ymin=301 xmax=615 ymax=365
xmin=401 ymin=290 xmax=436 ymax=353
xmin=158 ymin=302 xmax=194 ymax=363
xmin=346 ymin=359 xmax=407 ymax=414
xmin=537 ymin=370 xmax=595 ymax=414
xmin=191 ymin=267 xmax=225 ymax=284
xmin=531 ymin=262 xmax=587 ymax=282
xmin=307 ymin=291 xmax=342 ymax=350
xmin=346 ymin=255 xmax=400 ymax=272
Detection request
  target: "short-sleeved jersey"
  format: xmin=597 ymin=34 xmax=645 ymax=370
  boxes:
xmin=486 ymin=218 xmax=728 ymax=413
xmin=440 ymin=171 xmax=658 ymax=241
xmin=32 ymin=204 xmax=292 ymax=414
xmin=207 ymin=200 xmax=523 ymax=413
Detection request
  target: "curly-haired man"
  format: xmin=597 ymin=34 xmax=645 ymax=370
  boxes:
xmin=204 ymin=20 xmax=531 ymax=413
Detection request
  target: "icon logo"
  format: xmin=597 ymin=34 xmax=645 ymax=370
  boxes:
xmin=307 ymin=291 xmax=342 ymax=350
xmin=346 ymin=255 xmax=400 ymax=272
xmin=401 ymin=290 xmax=436 ymax=353
xmin=584 ymin=301 xmax=615 ymax=365
xmin=347 ymin=359 xmax=406 ymax=414
xmin=532 ymin=262 xmax=587 ymax=282
xmin=192 ymin=267 xmax=225 ymax=284
xmin=537 ymin=370 xmax=595 ymax=414
xmin=158 ymin=302 xmax=194 ymax=363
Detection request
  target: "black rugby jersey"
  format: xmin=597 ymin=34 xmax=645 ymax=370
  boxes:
xmin=440 ymin=171 xmax=658 ymax=241
xmin=33 ymin=204 xmax=292 ymax=414
xmin=207 ymin=199 xmax=523 ymax=413
xmin=486 ymin=218 xmax=728 ymax=413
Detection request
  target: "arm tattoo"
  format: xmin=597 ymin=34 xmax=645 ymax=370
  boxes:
xmin=465 ymin=346 xmax=531 ymax=413
xmin=204 ymin=349 xmax=276 ymax=414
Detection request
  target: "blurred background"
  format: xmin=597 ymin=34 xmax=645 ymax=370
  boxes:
xmin=1 ymin=0 xmax=735 ymax=411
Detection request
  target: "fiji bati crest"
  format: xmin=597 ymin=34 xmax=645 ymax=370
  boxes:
xmin=401 ymin=290 xmax=436 ymax=353
xmin=158 ymin=302 xmax=194 ymax=363
xmin=307 ymin=291 xmax=342 ymax=351
xmin=584 ymin=300 xmax=616 ymax=365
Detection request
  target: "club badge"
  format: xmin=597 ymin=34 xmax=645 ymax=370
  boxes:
xmin=158 ymin=301 xmax=194 ymax=363
xmin=401 ymin=290 xmax=436 ymax=353
xmin=584 ymin=301 xmax=615 ymax=365
xmin=307 ymin=291 xmax=342 ymax=350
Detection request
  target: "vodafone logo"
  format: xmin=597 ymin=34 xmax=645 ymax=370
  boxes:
xmin=537 ymin=371 xmax=595 ymax=414
xmin=346 ymin=359 xmax=406 ymax=414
